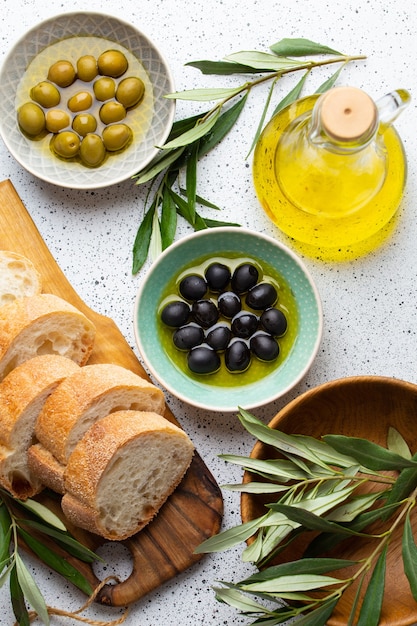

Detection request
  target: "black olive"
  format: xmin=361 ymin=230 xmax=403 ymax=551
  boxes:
xmin=246 ymin=282 xmax=278 ymax=310
xmin=205 ymin=262 xmax=231 ymax=291
xmin=250 ymin=332 xmax=280 ymax=361
xmin=173 ymin=323 xmax=205 ymax=350
xmin=260 ymin=307 xmax=288 ymax=336
xmin=161 ymin=300 xmax=190 ymax=327
xmin=187 ymin=345 xmax=221 ymax=374
xmin=231 ymin=263 xmax=259 ymax=293
xmin=192 ymin=299 xmax=219 ymax=328
xmin=231 ymin=311 xmax=259 ymax=339
xmin=179 ymin=274 xmax=207 ymax=301
xmin=225 ymin=340 xmax=251 ymax=372
xmin=217 ymin=291 xmax=241 ymax=318
xmin=206 ymin=323 xmax=232 ymax=351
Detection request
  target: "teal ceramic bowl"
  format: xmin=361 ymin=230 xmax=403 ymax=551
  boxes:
xmin=134 ymin=227 xmax=323 ymax=412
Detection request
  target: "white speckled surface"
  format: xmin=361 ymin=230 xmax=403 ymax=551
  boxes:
xmin=1 ymin=0 xmax=416 ymax=624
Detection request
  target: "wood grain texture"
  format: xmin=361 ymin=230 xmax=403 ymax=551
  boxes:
xmin=0 ymin=179 xmax=223 ymax=606
xmin=241 ymin=375 xmax=417 ymax=626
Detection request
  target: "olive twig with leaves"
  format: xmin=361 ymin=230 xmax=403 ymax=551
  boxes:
xmin=0 ymin=489 xmax=127 ymax=626
xmin=131 ymin=38 xmax=366 ymax=273
xmin=194 ymin=409 xmax=417 ymax=625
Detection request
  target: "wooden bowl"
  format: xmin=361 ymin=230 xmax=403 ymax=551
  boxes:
xmin=241 ymin=376 xmax=417 ymax=626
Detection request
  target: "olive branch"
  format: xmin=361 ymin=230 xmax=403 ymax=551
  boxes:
xmin=0 ymin=489 xmax=126 ymax=625
xmin=131 ymin=38 xmax=366 ymax=273
xmin=194 ymin=408 xmax=417 ymax=625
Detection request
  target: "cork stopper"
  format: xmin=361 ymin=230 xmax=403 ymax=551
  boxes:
xmin=320 ymin=87 xmax=377 ymax=142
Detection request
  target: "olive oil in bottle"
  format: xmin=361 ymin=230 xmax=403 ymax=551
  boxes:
xmin=253 ymin=87 xmax=410 ymax=260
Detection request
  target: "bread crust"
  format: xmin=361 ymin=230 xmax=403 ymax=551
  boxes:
xmin=27 ymin=443 xmax=66 ymax=494
xmin=62 ymin=410 xmax=194 ymax=540
xmin=0 ymin=293 xmax=96 ymax=380
xmin=0 ymin=355 xmax=80 ymax=498
xmin=34 ymin=363 xmax=166 ymax=464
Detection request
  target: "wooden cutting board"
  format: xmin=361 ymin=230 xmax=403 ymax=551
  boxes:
xmin=0 ymin=179 xmax=223 ymax=606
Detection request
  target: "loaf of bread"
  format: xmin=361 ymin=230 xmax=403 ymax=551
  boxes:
xmin=0 ymin=355 xmax=80 ymax=499
xmin=28 ymin=363 xmax=166 ymax=493
xmin=0 ymin=251 xmax=42 ymax=306
xmin=0 ymin=293 xmax=96 ymax=380
xmin=60 ymin=410 xmax=194 ymax=541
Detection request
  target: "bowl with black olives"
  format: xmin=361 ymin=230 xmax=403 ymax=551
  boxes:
xmin=134 ymin=227 xmax=323 ymax=412
xmin=0 ymin=12 xmax=175 ymax=188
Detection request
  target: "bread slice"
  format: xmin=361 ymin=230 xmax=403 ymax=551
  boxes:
xmin=0 ymin=354 xmax=80 ymax=499
xmin=29 ymin=363 xmax=166 ymax=492
xmin=0 ymin=251 xmax=42 ymax=306
xmin=61 ymin=410 xmax=195 ymax=541
xmin=0 ymin=293 xmax=96 ymax=380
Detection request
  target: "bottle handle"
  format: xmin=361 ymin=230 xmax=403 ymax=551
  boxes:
xmin=376 ymin=89 xmax=411 ymax=131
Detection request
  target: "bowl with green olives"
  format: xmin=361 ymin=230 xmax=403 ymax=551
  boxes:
xmin=0 ymin=12 xmax=175 ymax=188
xmin=134 ymin=227 xmax=323 ymax=412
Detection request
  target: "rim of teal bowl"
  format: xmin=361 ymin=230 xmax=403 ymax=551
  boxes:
xmin=134 ymin=227 xmax=323 ymax=412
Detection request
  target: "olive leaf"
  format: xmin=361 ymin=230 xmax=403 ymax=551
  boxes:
xmin=387 ymin=426 xmax=412 ymax=459
xmin=15 ymin=552 xmax=49 ymax=625
xmin=356 ymin=546 xmax=387 ymax=626
xmin=194 ymin=512 xmax=269 ymax=554
xmin=240 ymin=572 xmax=342 ymax=594
xmin=222 ymin=482 xmax=289 ymax=494
xmin=18 ymin=528 xmax=93 ymax=596
xmin=224 ymin=51 xmax=301 ymax=71
xmin=322 ymin=434 xmax=417 ymax=471
xmin=270 ymin=38 xmax=342 ymax=57
xmin=292 ymin=598 xmax=339 ymax=626
xmin=165 ymin=86 xmax=243 ymax=101
xmin=219 ymin=453 xmax=309 ymax=480
xmin=242 ymin=557 xmax=356 ymax=583
xmin=20 ymin=519 xmax=99 ymax=562
xmin=271 ymin=70 xmax=310 ymax=116
xmin=213 ymin=585 xmax=273 ymax=613
xmin=160 ymin=109 xmax=220 ymax=150
xmin=402 ymin=511 xmax=417 ymax=601
xmin=268 ymin=504 xmax=372 ymax=538
xmin=10 ymin=564 xmax=30 ymax=626
xmin=17 ymin=498 xmax=66 ymax=532
xmin=185 ymin=60 xmax=256 ymax=75
xmin=315 ymin=63 xmax=348 ymax=94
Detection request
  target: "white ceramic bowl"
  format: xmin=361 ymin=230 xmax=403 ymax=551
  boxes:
xmin=134 ymin=227 xmax=323 ymax=412
xmin=0 ymin=12 xmax=175 ymax=189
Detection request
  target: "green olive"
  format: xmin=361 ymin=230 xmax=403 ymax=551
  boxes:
xmin=17 ymin=102 xmax=46 ymax=137
xmin=67 ymin=91 xmax=93 ymax=112
xmin=116 ymin=77 xmax=145 ymax=108
xmin=102 ymin=123 xmax=133 ymax=151
xmin=72 ymin=113 xmax=97 ymax=136
xmin=47 ymin=60 xmax=76 ymax=87
xmin=51 ymin=130 xmax=80 ymax=158
xmin=99 ymin=101 xmax=126 ymax=125
xmin=93 ymin=77 xmax=116 ymax=101
xmin=97 ymin=49 xmax=128 ymax=78
xmin=76 ymin=55 xmax=98 ymax=82
xmin=30 ymin=81 xmax=61 ymax=108
xmin=79 ymin=134 xmax=107 ymax=168
xmin=45 ymin=109 xmax=71 ymax=133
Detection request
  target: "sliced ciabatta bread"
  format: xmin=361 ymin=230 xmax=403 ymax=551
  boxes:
xmin=0 ymin=354 xmax=80 ymax=499
xmin=0 ymin=293 xmax=96 ymax=380
xmin=28 ymin=363 xmax=166 ymax=492
xmin=61 ymin=410 xmax=194 ymax=540
xmin=0 ymin=251 xmax=42 ymax=306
